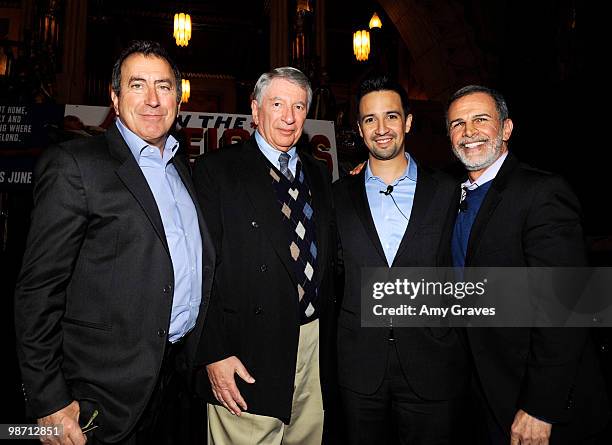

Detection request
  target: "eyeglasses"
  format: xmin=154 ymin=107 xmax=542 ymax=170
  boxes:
xmin=81 ymin=409 xmax=99 ymax=434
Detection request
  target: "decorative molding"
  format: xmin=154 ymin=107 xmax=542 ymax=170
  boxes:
xmin=182 ymin=72 xmax=235 ymax=81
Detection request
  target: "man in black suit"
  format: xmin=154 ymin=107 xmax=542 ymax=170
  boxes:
xmin=192 ymin=67 xmax=335 ymax=444
xmin=446 ymin=85 xmax=610 ymax=444
xmin=14 ymin=40 xmax=215 ymax=445
xmin=333 ymin=75 xmax=468 ymax=444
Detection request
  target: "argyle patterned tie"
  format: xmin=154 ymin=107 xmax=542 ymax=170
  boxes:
xmin=278 ymin=152 xmax=295 ymax=182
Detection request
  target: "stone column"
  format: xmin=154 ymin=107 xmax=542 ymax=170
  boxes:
xmin=315 ymin=0 xmax=326 ymax=76
xmin=269 ymin=0 xmax=289 ymax=69
xmin=55 ymin=0 xmax=87 ymax=104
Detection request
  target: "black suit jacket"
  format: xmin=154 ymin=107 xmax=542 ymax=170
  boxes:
xmin=334 ymin=163 xmax=469 ymax=399
xmin=191 ymin=137 xmax=336 ymax=423
xmin=446 ymin=153 xmax=610 ymax=442
xmin=14 ymin=124 xmax=215 ymax=443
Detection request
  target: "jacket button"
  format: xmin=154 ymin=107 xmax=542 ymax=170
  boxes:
xmin=163 ymin=284 xmax=172 ymax=293
xmin=251 ymin=221 xmax=259 ymax=228
xmin=260 ymin=264 xmax=268 ymax=272
xmin=157 ymin=328 xmax=166 ymax=337
xmin=254 ymin=306 xmax=263 ymax=315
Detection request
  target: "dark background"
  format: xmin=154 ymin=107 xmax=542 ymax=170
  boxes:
xmin=1 ymin=0 xmax=610 ymax=440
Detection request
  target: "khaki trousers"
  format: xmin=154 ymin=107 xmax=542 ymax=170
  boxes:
xmin=207 ymin=319 xmax=323 ymax=445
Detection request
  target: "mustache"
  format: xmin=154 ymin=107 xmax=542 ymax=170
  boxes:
xmin=458 ymin=137 xmax=488 ymax=147
xmin=371 ymin=132 xmax=397 ymax=140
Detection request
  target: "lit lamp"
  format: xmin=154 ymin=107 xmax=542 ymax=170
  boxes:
xmin=369 ymin=12 xmax=382 ymax=29
xmin=296 ymin=0 xmax=311 ymax=13
xmin=181 ymin=79 xmax=190 ymax=103
xmin=173 ymin=12 xmax=192 ymax=47
xmin=353 ymin=30 xmax=370 ymax=61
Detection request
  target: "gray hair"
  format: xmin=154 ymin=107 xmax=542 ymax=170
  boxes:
xmin=253 ymin=67 xmax=312 ymax=110
xmin=445 ymin=85 xmax=509 ymax=131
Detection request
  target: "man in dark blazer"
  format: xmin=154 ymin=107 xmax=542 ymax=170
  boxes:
xmin=192 ymin=67 xmax=335 ymax=444
xmin=446 ymin=85 xmax=610 ymax=444
xmin=334 ymin=75 xmax=468 ymax=444
xmin=14 ymin=41 xmax=215 ymax=445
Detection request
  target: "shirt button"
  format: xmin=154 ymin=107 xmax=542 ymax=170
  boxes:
xmin=149 ymin=148 xmax=155 ymax=153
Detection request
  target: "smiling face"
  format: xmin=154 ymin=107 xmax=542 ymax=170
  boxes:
xmin=111 ymin=53 xmax=179 ymax=150
xmin=251 ymin=77 xmax=308 ymax=152
xmin=447 ymin=92 xmax=513 ymax=179
xmin=358 ymin=90 xmax=412 ymax=162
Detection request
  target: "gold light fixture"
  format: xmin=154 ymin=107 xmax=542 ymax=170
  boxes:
xmin=369 ymin=12 xmax=382 ymax=29
xmin=173 ymin=12 xmax=192 ymax=47
xmin=181 ymin=79 xmax=190 ymax=103
xmin=353 ymin=30 xmax=370 ymax=61
xmin=296 ymin=0 xmax=312 ymax=13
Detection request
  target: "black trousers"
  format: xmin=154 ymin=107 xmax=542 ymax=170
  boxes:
xmin=89 ymin=340 xmax=205 ymax=445
xmin=469 ymin=372 xmax=508 ymax=445
xmin=339 ymin=340 xmax=464 ymax=445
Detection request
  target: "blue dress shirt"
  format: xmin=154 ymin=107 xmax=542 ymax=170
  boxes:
xmin=365 ymin=153 xmax=418 ymax=266
xmin=255 ymin=130 xmax=299 ymax=176
xmin=116 ymin=119 xmax=202 ymax=343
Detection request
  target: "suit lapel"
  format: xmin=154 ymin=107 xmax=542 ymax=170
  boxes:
xmin=106 ymin=124 xmax=170 ymax=256
xmin=172 ymin=156 xmax=208 ymax=245
xmin=465 ymin=153 xmax=517 ymax=264
xmin=300 ymin=151 xmax=329 ymax=287
xmin=172 ymin=153 xmax=216 ymax=266
xmin=392 ymin=164 xmax=436 ymax=265
xmin=237 ymin=138 xmax=296 ymax=282
xmin=348 ymin=170 xmax=387 ymax=264
xmin=171 ymin=154 xmax=216 ymax=358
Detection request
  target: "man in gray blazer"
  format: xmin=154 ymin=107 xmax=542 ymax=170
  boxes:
xmin=14 ymin=40 xmax=215 ymax=445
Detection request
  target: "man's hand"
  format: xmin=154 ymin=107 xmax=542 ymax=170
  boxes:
xmin=206 ymin=355 xmax=255 ymax=416
xmin=510 ymin=409 xmax=552 ymax=445
xmin=38 ymin=400 xmax=86 ymax=445
xmin=349 ymin=161 xmax=366 ymax=175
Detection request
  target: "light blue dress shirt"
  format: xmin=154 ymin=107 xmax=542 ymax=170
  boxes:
xmin=365 ymin=153 xmax=418 ymax=266
xmin=116 ymin=119 xmax=202 ymax=343
xmin=255 ymin=130 xmax=298 ymax=175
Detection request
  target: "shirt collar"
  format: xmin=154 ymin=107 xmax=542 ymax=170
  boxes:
xmin=115 ymin=118 xmax=179 ymax=164
xmin=254 ymin=130 xmax=297 ymax=166
xmin=461 ymin=151 xmax=508 ymax=190
xmin=365 ymin=152 xmax=417 ymax=185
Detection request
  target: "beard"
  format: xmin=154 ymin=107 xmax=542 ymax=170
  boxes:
xmin=367 ymin=134 xmax=404 ymax=161
xmin=452 ymin=128 xmax=505 ymax=171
